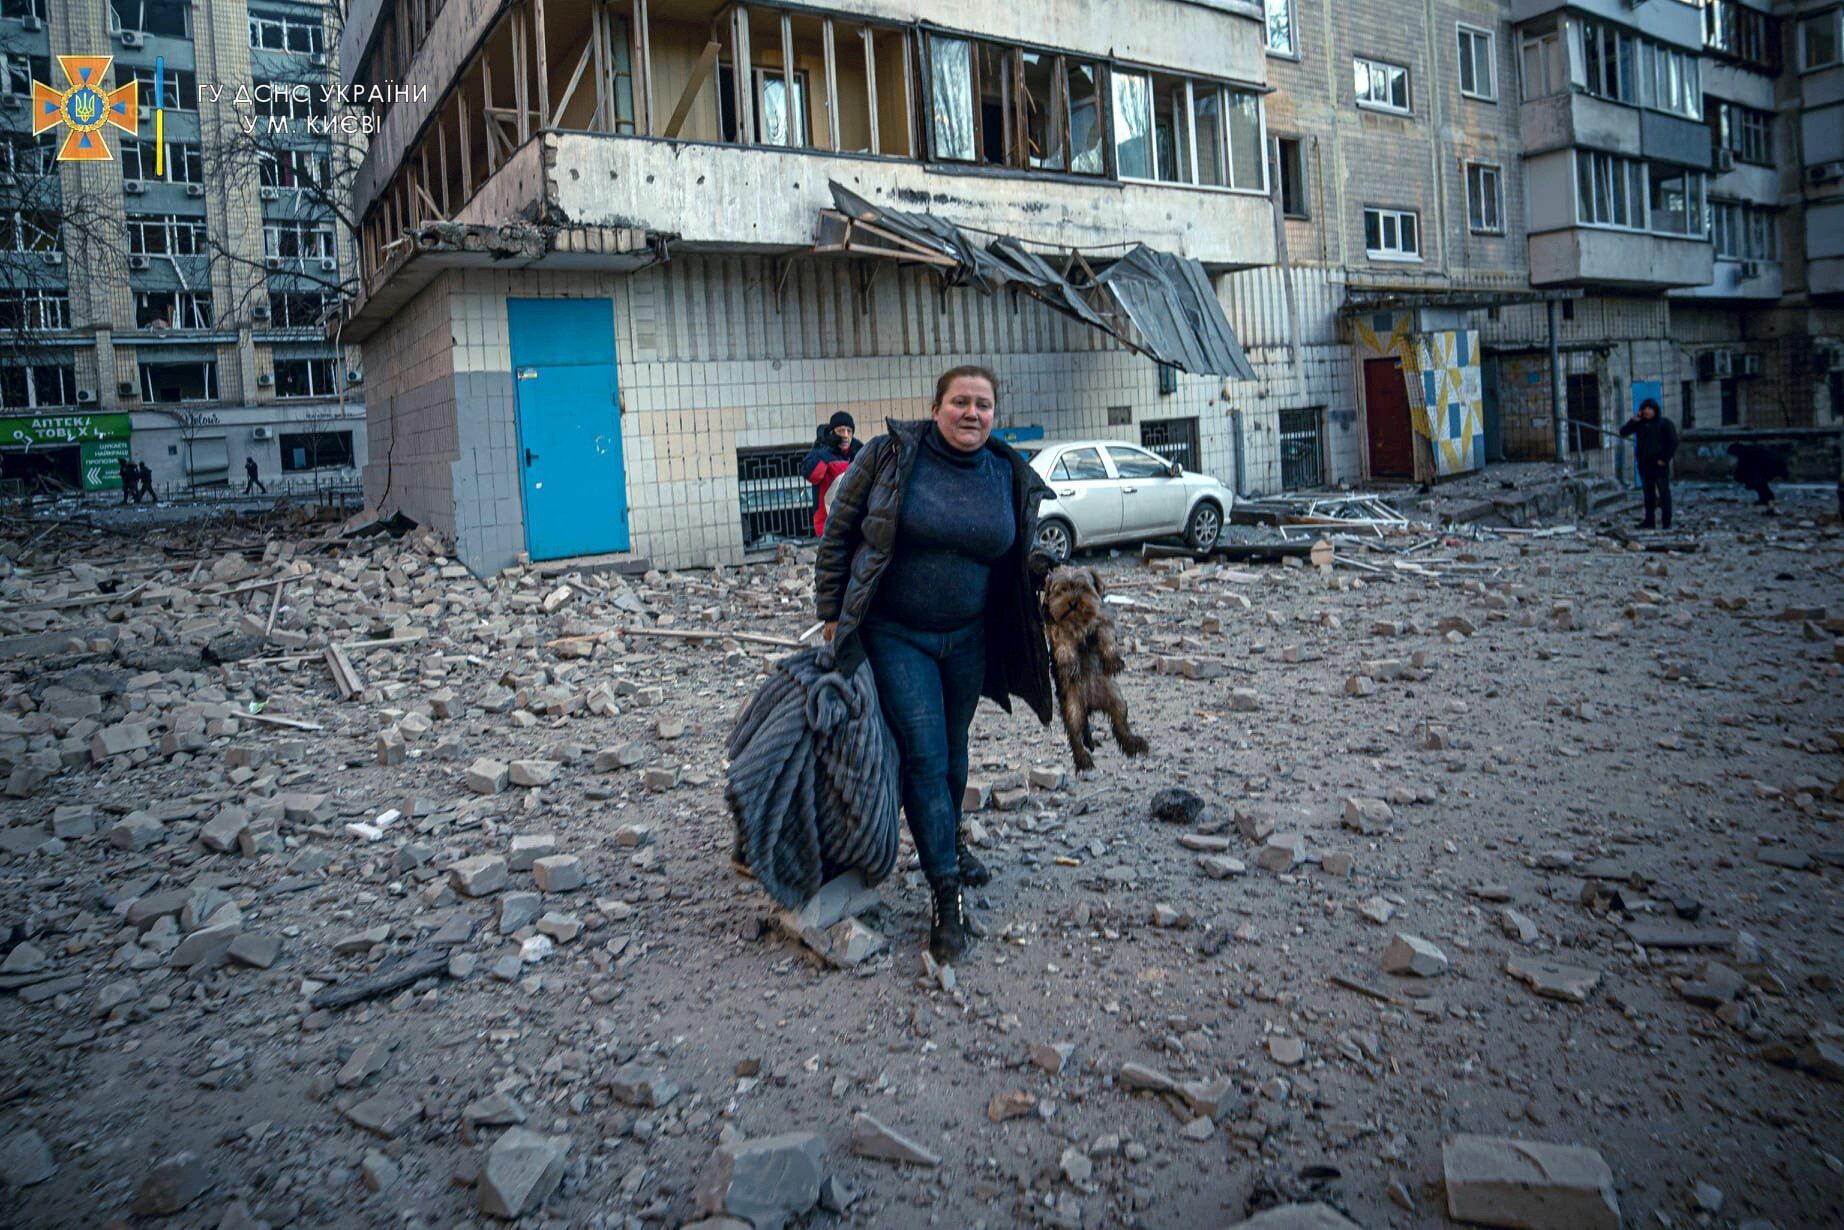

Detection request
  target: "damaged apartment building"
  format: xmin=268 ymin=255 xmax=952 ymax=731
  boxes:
xmin=338 ymin=0 xmax=1844 ymax=574
xmin=336 ymin=0 xmax=1275 ymax=572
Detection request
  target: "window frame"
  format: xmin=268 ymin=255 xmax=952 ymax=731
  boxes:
xmin=1465 ymin=161 xmax=1504 ymax=234
xmin=1109 ymin=65 xmax=1267 ymax=195
xmin=1457 ymin=24 xmax=1498 ymax=102
xmin=1799 ymin=8 xmax=1842 ymax=72
xmin=1275 ymin=136 xmax=1309 ymax=219
xmin=138 ymin=359 xmax=220 ymax=403
xmin=1353 ymin=55 xmax=1412 ymax=115
xmin=0 ymin=362 xmax=77 ymax=409
xmin=1264 ymin=0 xmax=1297 ymax=59
xmin=272 ymin=356 xmax=339 ymax=399
xmin=279 ymin=428 xmax=354 ymax=470
xmin=248 ymin=8 xmax=324 ymax=57
xmin=1363 ymin=205 xmax=1422 ymax=261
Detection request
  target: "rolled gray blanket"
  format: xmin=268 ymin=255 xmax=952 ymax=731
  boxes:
xmin=725 ymin=646 xmax=900 ymax=908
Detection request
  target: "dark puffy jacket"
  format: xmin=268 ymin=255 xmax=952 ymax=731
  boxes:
xmin=1730 ymin=444 xmax=1788 ymax=487
xmin=1619 ymin=414 xmax=1679 ymax=466
xmin=815 ymin=419 xmax=1054 ymax=723
xmin=800 ymin=431 xmax=862 ymax=537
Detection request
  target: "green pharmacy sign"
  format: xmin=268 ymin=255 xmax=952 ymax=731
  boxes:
xmin=0 ymin=414 xmax=135 ymax=491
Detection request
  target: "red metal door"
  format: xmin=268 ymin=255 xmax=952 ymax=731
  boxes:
xmin=1364 ymin=357 xmax=1415 ymax=479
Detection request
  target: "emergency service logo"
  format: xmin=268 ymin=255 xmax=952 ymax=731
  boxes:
xmin=32 ymin=55 xmax=138 ymax=162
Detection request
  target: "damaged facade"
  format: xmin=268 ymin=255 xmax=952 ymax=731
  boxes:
xmin=1227 ymin=0 xmax=1843 ymax=491
xmin=338 ymin=0 xmax=1276 ymax=572
xmin=341 ymin=0 xmax=1843 ymax=574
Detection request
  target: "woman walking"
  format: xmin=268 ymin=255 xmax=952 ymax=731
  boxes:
xmin=814 ymin=366 xmax=1053 ymax=963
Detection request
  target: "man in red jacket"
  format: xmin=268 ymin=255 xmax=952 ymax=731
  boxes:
xmin=802 ymin=411 xmax=862 ymax=536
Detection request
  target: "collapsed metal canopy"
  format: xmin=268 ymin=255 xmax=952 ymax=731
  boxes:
xmin=815 ymin=183 xmax=1255 ymax=381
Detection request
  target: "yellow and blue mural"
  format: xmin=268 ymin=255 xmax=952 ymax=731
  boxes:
xmin=1352 ymin=312 xmax=1485 ymax=479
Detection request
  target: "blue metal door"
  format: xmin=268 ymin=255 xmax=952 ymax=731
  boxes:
xmin=507 ymin=298 xmax=629 ymax=559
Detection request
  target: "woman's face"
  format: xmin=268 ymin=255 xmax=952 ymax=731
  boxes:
xmin=932 ymin=377 xmax=996 ymax=452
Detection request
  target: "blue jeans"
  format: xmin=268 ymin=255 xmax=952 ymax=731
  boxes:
xmin=859 ymin=616 xmax=985 ymax=885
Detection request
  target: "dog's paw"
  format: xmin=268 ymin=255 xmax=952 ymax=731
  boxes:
xmin=1071 ymin=750 xmax=1095 ymax=772
xmin=1119 ymin=734 xmax=1150 ymax=757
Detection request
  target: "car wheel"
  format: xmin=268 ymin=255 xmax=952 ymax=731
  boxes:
xmin=1034 ymin=518 xmax=1073 ymax=563
xmin=1184 ymin=501 xmax=1222 ymax=552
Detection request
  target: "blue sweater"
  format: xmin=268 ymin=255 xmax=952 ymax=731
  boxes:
xmin=870 ymin=427 xmax=1016 ymax=631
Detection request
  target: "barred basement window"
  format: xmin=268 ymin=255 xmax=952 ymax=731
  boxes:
xmin=1139 ymin=417 xmax=1199 ymax=472
xmin=737 ymin=445 xmax=819 ymax=548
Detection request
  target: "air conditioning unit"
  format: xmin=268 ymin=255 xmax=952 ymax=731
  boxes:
xmin=117 ymin=380 xmax=138 ymax=398
xmin=1714 ymin=149 xmax=1734 ymax=173
xmin=185 ymin=183 xmax=204 ymax=198
xmin=311 ymin=53 xmax=329 ymax=68
xmin=40 ymin=251 xmax=61 ymax=265
xmin=1698 ymin=349 xmax=1734 ymax=380
xmin=0 ymin=96 xmax=20 ymax=110
xmin=264 ymin=256 xmax=283 ymax=270
xmin=319 ymin=257 xmax=336 ymax=272
xmin=347 ymin=368 xmax=364 ymax=385
xmin=251 ymin=303 xmax=271 ymax=320
xmin=120 ymin=30 xmax=143 ymax=48
xmin=128 ymin=254 xmax=149 ymax=269
xmin=252 ymin=425 xmax=274 ymax=439
xmin=1810 ymin=161 xmax=1844 ymax=184
xmin=259 ymin=186 xmax=280 ymax=201
xmin=21 ymin=15 xmax=43 ymax=31
xmin=258 ymin=372 xmax=275 ymax=387
xmin=122 ymin=178 xmax=146 ymax=195
xmin=76 ymin=388 xmax=97 ymax=404
xmin=1739 ymin=353 xmax=1764 ymax=377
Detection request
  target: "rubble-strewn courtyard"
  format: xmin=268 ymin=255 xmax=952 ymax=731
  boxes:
xmin=1 ymin=487 xmax=1841 ymax=1230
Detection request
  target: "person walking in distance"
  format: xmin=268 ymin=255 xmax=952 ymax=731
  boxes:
xmin=801 ymin=411 xmax=861 ymax=537
xmin=1726 ymin=442 xmax=1787 ymax=516
xmin=244 ymin=456 xmax=267 ymax=495
xmin=135 ymin=461 xmax=156 ymax=504
xmin=1618 ymin=398 xmax=1678 ymax=530
xmin=814 ymin=367 xmax=1055 ymax=964
xmin=117 ymin=457 xmax=134 ymax=504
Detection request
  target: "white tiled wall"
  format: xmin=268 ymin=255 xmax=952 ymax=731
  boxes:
xmin=363 ymin=255 xmax=1250 ymax=573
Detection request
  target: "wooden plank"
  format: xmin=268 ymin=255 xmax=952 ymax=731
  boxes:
xmin=482 ymin=56 xmax=498 ymax=171
xmin=590 ymin=1 xmax=608 ymax=130
xmin=662 ymin=41 xmax=721 ymax=139
xmin=635 ymin=0 xmax=653 ymax=135
xmin=3 ymin=581 xmax=148 ymax=613
xmin=534 ymin=0 xmax=551 ymax=127
xmin=324 ymin=644 xmax=364 ymax=701
xmin=513 ymin=8 xmax=529 ymax=143
xmin=309 ymin=948 xmax=449 ymax=1010
xmin=264 ymin=580 xmax=287 ymax=639
xmin=822 ymin=19 xmax=839 ymax=151
xmin=244 ymin=710 xmax=323 ymax=732
xmin=436 ymin=115 xmax=450 ymax=214
xmin=862 ymin=25 xmax=878 ymax=154
xmin=457 ymin=91 xmax=472 ymax=197
xmin=732 ymin=7 xmax=753 ymax=142
xmin=555 ymin=34 xmax=595 ymax=124
xmin=780 ymin=12 xmax=795 ymax=146
xmin=413 ymin=180 xmax=446 ymax=222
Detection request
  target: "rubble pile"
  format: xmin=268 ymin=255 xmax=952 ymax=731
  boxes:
xmin=0 ymin=494 xmax=1839 ymax=1228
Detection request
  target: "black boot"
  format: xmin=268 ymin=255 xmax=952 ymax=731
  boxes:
xmin=957 ymin=834 xmax=991 ymax=887
xmin=929 ymin=878 xmax=971 ymax=965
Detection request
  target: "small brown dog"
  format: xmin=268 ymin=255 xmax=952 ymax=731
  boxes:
xmin=1041 ymin=565 xmax=1150 ymax=771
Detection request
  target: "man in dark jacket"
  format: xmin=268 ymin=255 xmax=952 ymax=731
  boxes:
xmin=117 ymin=457 xmax=134 ymax=504
xmin=1727 ymin=442 xmax=1787 ymax=515
xmin=1618 ymin=398 xmax=1678 ymax=530
xmin=801 ymin=411 xmax=862 ymax=537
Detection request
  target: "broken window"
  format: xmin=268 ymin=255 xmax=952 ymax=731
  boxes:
xmin=137 ymin=68 xmax=198 ymax=112
xmin=0 ymin=209 xmax=62 ymax=253
xmin=249 ymin=8 xmax=325 ymax=56
xmin=135 ymin=290 xmax=214 ymax=330
xmin=139 ymin=360 xmax=219 ymax=403
xmin=929 ymin=35 xmax=975 ymax=161
xmin=127 ymin=214 xmax=207 ymax=256
xmin=259 ymin=147 xmax=332 ymax=189
xmin=1113 ymin=70 xmax=1264 ymax=191
xmin=720 ymin=65 xmax=809 ymax=145
xmin=111 ymin=0 xmax=189 ymax=38
xmin=123 ymin=141 xmax=204 ymax=184
xmin=0 ymin=289 xmax=69 ymax=331
xmin=0 ymin=363 xmax=76 ymax=409
xmin=264 ymin=222 xmax=335 ymax=262
xmin=273 ymin=357 xmax=338 ymax=398
xmin=927 ymin=35 xmax=1104 ymax=175
xmin=280 ymin=429 xmax=353 ymax=470
xmin=267 ymin=290 xmax=329 ymax=328
xmin=1275 ymin=137 xmax=1308 ymax=217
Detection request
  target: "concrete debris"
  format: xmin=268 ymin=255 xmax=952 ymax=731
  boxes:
xmin=1505 ymin=956 xmax=1602 ymax=1004
xmin=0 ymin=1129 xmax=55 ymax=1187
xmin=850 ymin=1113 xmax=941 ymax=1166
xmin=1441 ymin=1134 xmax=1620 ymax=1230
xmin=1382 ymin=933 xmax=1448 ymax=978
xmin=1227 ymin=1205 xmax=1362 ymax=1229
xmin=478 ymin=1127 xmax=569 ymax=1219
xmin=694 ymin=1131 xmax=828 ymax=1230
xmin=133 ymin=1150 xmax=210 ymax=1216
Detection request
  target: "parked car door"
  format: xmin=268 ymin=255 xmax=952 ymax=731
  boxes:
xmin=1044 ymin=446 xmax=1124 ymax=544
xmin=1107 ymin=444 xmax=1189 ymax=535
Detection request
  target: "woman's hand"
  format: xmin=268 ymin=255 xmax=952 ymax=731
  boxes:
xmin=824 ymin=622 xmax=837 ymax=643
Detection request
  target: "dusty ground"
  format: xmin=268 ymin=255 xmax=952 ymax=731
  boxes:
xmin=0 ymin=481 xmax=1840 ymax=1230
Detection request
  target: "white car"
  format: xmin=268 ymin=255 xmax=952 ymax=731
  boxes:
xmin=1018 ymin=439 xmax=1234 ymax=561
